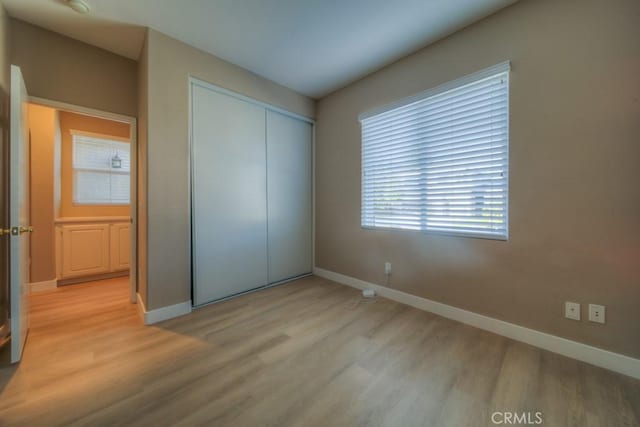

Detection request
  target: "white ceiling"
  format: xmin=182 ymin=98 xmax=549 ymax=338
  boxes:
xmin=3 ymin=0 xmax=518 ymax=98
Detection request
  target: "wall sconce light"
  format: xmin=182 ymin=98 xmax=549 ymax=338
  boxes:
xmin=112 ymin=152 xmax=122 ymax=169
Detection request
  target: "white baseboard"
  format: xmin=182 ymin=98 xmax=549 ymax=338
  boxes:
xmin=136 ymin=293 xmax=192 ymax=325
xmin=313 ymin=267 xmax=640 ymax=380
xmin=29 ymin=279 xmax=57 ymax=293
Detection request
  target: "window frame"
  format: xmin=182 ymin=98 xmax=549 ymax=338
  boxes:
xmin=71 ymin=130 xmax=132 ymax=206
xmin=359 ymin=61 xmax=510 ymax=241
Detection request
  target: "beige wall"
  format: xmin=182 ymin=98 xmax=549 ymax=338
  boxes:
xmin=143 ymin=29 xmax=315 ymax=310
xmin=0 ymin=6 xmax=8 ymax=93
xmin=58 ymin=111 xmax=131 ymax=218
xmin=10 ymin=19 xmax=137 ymax=117
xmin=28 ymin=104 xmax=57 ymax=283
xmin=316 ymin=0 xmax=640 ymax=358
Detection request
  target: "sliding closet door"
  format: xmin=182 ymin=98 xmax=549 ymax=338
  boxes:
xmin=266 ymin=110 xmax=312 ymax=283
xmin=192 ymin=84 xmax=268 ymax=305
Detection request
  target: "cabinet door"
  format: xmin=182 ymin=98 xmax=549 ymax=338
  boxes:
xmin=110 ymin=223 xmax=131 ymax=272
xmin=61 ymin=224 xmax=110 ymax=278
xmin=191 ymin=83 xmax=268 ymax=305
xmin=266 ymin=110 xmax=313 ymax=283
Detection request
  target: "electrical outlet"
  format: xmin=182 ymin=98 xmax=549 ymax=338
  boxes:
xmin=588 ymin=304 xmax=605 ymax=324
xmin=384 ymin=262 xmax=392 ymax=275
xmin=564 ymin=302 xmax=580 ymax=321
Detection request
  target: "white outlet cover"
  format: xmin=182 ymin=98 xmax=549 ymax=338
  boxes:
xmin=384 ymin=262 xmax=392 ymax=275
xmin=565 ymin=301 xmax=581 ymax=321
xmin=588 ymin=304 xmax=606 ymax=324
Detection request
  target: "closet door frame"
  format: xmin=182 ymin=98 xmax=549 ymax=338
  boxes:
xmin=188 ymin=77 xmax=316 ymax=306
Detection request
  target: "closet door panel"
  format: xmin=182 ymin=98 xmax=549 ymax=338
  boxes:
xmin=192 ymin=84 xmax=268 ymax=305
xmin=266 ymin=111 xmax=312 ymax=283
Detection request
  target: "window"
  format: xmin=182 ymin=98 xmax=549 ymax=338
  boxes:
xmin=360 ymin=62 xmax=509 ymax=239
xmin=72 ymin=133 xmax=131 ymax=205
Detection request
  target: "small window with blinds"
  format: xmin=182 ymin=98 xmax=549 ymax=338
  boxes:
xmin=360 ymin=62 xmax=509 ymax=240
xmin=72 ymin=133 xmax=131 ymax=205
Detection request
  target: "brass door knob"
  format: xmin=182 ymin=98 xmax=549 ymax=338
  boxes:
xmin=1 ymin=227 xmax=33 ymax=236
xmin=8 ymin=226 xmax=33 ymax=235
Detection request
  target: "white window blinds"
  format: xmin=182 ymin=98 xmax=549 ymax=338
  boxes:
xmin=72 ymin=133 xmax=131 ymax=205
xmin=360 ymin=62 xmax=509 ymax=239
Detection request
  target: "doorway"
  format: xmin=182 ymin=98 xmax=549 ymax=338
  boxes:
xmin=27 ymin=97 xmax=137 ymax=303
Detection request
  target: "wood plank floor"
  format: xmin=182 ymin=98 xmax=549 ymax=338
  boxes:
xmin=0 ymin=276 xmax=638 ymax=426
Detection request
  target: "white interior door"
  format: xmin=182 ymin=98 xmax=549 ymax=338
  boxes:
xmin=191 ymin=83 xmax=268 ymax=305
xmin=266 ymin=111 xmax=312 ymax=283
xmin=9 ymin=65 xmax=31 ymax=363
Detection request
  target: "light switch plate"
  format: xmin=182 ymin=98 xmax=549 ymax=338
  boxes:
xmin=588 ymin=304 xmax=605 ymax=324
xmin=565 ymin=301 xmax=581 ymax=321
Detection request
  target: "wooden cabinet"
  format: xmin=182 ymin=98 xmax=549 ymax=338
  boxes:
xmin=110 ymin=223 xmax=131 ymax=272
xmin=56 ymin=218 xmax=131 ymax=281
xmin=61 ymin=224 xmax=110 ymax=278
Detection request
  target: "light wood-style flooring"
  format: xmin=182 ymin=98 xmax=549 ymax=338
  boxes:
xmin=0 ymin=276 xmax=639 ymax=426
